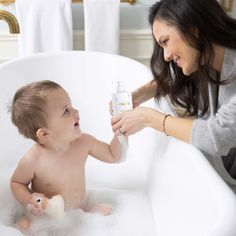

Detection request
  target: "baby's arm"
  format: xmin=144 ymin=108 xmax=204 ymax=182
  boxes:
xmin=82 ymin=133 xmax=122 ymax=163
xmin=11 ymin=153 xmax=46 ymax=215
xmin=10 ymin=155 xmax=35 ymax=206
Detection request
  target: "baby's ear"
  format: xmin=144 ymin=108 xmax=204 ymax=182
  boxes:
xmin=36 ymin=128 xmax=49 ymax=143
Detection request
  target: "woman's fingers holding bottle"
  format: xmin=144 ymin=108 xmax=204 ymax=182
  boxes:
xmin=112 ymin=121 xmax=127 ymax=136
xmin=111 ymin=115 xmax=122 ymax=133
xmin=109 ymin=101 xmax=114 ymax=116
xmin=112 ymin=107 xmax=149 ymax=135
xmin=111 ymin=110 xmax=136 ymax=135
xmin=111 ymin=114 xmax=129 ymax=135
xmin=111 ymin=113 xmax=121 ymax=125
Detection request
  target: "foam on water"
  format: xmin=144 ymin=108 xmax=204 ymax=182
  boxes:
xmin=0 ymin=167 xmax=156 ymax=236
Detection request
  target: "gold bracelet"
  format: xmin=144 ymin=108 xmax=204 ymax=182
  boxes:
xmin=163 ymin=114 xmax=171 ymax=136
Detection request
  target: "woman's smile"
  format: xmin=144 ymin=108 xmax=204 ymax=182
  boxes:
xmin=153 ymin=19 xmax=200 ymax=76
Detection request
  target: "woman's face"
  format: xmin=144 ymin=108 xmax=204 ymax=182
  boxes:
xmin=153 ymin=19 xmax=200 ymax=76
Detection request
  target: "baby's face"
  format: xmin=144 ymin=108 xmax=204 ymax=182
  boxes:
xmin=45 ymin=88 xmax=81 ymax=143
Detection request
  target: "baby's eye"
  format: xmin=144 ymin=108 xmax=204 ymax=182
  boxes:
xmin=63 ymin=108 xmax=70 ymax=116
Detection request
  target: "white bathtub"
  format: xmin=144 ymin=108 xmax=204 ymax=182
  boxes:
xmin=0 ymin=51 xmax=236 ymax=236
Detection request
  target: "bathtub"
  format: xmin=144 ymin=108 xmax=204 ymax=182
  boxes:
xmin=0 ymin=51 xmax=236 ymax=236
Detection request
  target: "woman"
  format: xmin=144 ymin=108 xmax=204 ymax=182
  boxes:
xmin=111 ymin=0 xmax=236 ymax=186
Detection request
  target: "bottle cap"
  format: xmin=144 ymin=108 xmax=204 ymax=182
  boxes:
xmin=117 ymin=81 xmax=125 ymax=92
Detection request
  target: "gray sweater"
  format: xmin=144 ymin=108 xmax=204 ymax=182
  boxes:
xmin=191 ymin=48 xmax=236 ymax=185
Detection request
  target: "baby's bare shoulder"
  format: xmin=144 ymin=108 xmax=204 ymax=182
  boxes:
xmin=74 ymin=133 xmax=97 ymax=144
xmin=19 ymin=143 xmax=44 ymax=166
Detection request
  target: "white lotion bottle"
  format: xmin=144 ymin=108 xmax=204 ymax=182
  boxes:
xmin=112 ymin=81 xmax=133 ymax=162
xmin=112 ymin=81 xmax=133 ymax=116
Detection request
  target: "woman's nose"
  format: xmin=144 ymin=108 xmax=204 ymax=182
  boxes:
xmin=163 ymin=48 xmax=173 ymax=62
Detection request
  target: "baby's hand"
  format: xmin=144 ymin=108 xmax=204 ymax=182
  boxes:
xmin=27 ymin=193 xmax=48 ymax=216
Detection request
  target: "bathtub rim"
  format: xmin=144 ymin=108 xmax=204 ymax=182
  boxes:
xmin=0 ymin=50 xmax=151 ymax=72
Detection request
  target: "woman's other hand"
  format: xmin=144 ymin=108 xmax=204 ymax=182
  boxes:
xmin=109 ymin=101 xmax=114 ymax=116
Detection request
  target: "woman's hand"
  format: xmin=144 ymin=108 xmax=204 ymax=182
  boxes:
xmin=111 ymin=107 xmax=152 ymax=136
xmin=109 ymin=101 xmax=114 ymax=116
xmin=26 ymin=193 xmax=48 ymax=216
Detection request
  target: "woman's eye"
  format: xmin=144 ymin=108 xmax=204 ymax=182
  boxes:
xmin=161 ymin=39 xmax=168 ymax=46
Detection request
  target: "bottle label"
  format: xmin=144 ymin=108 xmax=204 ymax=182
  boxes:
xmin=112 ymin=92 xmax=133 ymax=116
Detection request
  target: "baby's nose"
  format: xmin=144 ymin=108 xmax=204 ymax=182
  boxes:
xmin=73 ymin=108 xmax=79 ymax=118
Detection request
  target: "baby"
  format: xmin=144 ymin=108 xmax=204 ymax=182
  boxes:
xmin=9 ymin=80 xmax=123 ymax=229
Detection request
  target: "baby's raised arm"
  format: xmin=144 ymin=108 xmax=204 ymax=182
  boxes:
xmin=81 ymin=133 xmax=123 ymax=163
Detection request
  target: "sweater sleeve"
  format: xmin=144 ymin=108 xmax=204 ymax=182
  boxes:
xmin=190 ymin=95 xmax=236 ymax=157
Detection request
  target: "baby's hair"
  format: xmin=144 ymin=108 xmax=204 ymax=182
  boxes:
xmin=9 ymin=80 xmax=61 ymax=142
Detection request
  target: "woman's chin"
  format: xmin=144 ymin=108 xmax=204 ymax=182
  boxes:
xmin=182 ymin=64 xmax=199 ymax=76
xmin=182 ymin=67 xmax=194 ymax=76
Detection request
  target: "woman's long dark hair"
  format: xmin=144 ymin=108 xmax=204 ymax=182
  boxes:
xmin=149 ymin=0 xmax=236 ymax=116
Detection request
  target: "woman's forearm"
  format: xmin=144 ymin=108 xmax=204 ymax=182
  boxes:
xmin=147 ymin=108 xmax=194 ymax=143
xmin=132 ymin=81 xmax=193 ymax=142
xmin=132 ymin=80 xmax=157 ymax=107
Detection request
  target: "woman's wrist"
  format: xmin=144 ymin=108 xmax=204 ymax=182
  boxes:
xmin=143 ymin=106 xmax=194 ymax=143
xmin=162 ymin=114 xmax=171 ymax=135
xmin=145 ymin=108 xmax=165 ymax=131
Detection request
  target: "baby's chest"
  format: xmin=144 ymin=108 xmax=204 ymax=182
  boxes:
xmin=35 ymin=157 xmax=86 ymax=186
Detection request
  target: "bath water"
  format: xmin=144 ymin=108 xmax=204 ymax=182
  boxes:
xmin=0 ymin=167 xmax=156 ymax=236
